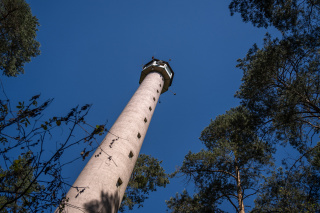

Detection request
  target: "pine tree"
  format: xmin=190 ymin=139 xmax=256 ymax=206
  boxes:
xmin=167 ymin=106 xmax=274 ymax=212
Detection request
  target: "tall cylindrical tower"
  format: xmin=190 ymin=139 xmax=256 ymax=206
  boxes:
xmin=59 ymin=59 xmax=174 ymax=213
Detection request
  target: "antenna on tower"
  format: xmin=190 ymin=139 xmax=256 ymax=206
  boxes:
xmin=169 ymin=88 xmax=176 ymax=95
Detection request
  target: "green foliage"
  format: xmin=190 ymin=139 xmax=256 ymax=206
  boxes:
xmin=0 ymin=152 xmax=41 ymax=213
xmin=0 ymin=0 xmax=40 ymax=77
xmin=236 ymin=32 xmax=320 ymax=151
xmin=200 ymin=106 xmax=274 ymax=166
xmin=0 ymin=94 xmax=105 ymax=212
xmin=252 ymin=165 xmax=320 ymax=213
xmin=231 ymin=1 xmax=320 ymax=211
xmin=167 ymin=106 xmax=274 ymax=212
xmin=232 ymin=0 xmax=320 ymax=152
xmin=229 ymin=0 xmax=320 ymax=35
xmin=311 ymin=143 xmax=320 ymax=169
xmin=166 ymin=190 xmax=224 ymax=213
xmin=120 ymin=154 xmax=170 ymax=212
xmin=229 ymin=0 xmax=298 ymax=31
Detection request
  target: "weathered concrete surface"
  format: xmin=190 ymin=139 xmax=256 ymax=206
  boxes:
xmin=60 ymin=72 xmax=164 ymax=213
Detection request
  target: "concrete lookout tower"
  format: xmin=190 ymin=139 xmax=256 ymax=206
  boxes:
xmin=60 ymin=59 xmax=174 ymax=212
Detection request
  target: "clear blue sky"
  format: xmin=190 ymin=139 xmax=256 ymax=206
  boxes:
xmin=2 ymin=0 xmax=279 ymax=212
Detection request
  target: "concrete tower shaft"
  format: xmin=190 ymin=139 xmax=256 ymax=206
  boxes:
xmin=60 ymin=59 xmax=173 ymax=212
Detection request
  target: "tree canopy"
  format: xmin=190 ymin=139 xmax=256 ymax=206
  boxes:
xmin=235 ymin=32 xmax=320 ymax=151
xmin=229 ymin=0 xmax=320 ymax=35
xmin=120 ymin=154 xmax=170 ymax=212
xmin=0 ymin=94 xmax=105 ymax=212
xmin=0 ymin=152 xmax=41 ymax=213
xmin=167 ymin=106 xmax=274 ymax=212
xmin=0 ymin=0 xmax=40 ymax=77
xmin=230 ymin=0 xmax=320 ymax=211
xmin=252 ymin=163 xmax=320 ymax=212
xmin=231 ymin=0 xmax=320 ymax=150
xmin=168 ymin=1 xmax=320 ymax=212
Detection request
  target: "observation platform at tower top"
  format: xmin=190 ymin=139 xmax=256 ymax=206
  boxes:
xmin=139 ymin=58 xmax=174 ymax=94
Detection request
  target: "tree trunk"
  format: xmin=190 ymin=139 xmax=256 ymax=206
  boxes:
xmin=235 ymin=160 xmax=245 ymax=213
